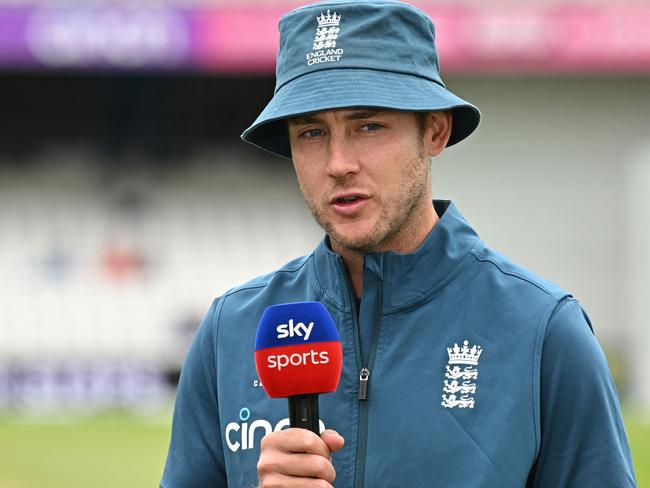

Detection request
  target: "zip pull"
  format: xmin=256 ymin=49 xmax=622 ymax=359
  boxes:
xmin=358 ymin=367 xmax=370 ymax=400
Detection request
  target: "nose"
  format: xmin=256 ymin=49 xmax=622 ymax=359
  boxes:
xmin=325 ymin=132 xmax=360 ymax=179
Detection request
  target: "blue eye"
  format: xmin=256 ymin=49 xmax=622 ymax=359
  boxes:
xmin=362 ymin=123 xmax=381 ymax=132
xmin=302 ymin=129 xmax=322 ymax=138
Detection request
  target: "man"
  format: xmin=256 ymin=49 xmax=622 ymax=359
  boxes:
xmin=161 ymin=1 xmax=636 ymax=487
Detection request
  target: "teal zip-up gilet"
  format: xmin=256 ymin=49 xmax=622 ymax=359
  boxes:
xmin=161 ymin=201 xmax=636 ymax=488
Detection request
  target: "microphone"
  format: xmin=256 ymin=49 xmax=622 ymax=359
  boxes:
xmin=255 ymin=301 xmax=342 ymax=434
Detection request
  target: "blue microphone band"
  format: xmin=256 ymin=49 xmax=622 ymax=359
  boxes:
xmin=255 ymin=301 xmax=341 ymax=350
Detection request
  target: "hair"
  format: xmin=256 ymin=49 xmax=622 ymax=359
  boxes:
xmin=414 ymin=111 xmax=429 ymax=137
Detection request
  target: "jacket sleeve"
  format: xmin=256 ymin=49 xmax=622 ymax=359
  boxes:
xmin=526 ymin=298 xmax=637 ymax=487
xmin=160 ymin=297 xmax=227 ymax=488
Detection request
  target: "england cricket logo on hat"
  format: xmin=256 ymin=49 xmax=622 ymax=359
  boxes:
xmin=306 ymin=10 xmax=344 ymax=66
xmin=441 ymin=340 xmax=482 ymax=409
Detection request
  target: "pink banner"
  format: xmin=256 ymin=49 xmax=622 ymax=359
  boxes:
xmin=0 ymin=4 xmax=649 ymax=73
xmin=191 ymin=3 xmax=650 ymax=74
xmin=191 ymin=6 xmax=285 ymax=72
xmin=425 ymin=4 xmax=650 ymax=73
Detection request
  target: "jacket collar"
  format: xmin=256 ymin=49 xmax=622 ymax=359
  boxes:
xmin=311 ymin=200 xmax=481 ymax=312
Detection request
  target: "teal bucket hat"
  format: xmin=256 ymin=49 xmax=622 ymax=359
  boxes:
xmin=241 ymin=0 xmax=480 ymax=159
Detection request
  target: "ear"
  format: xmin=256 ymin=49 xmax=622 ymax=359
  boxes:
xmin=422 ymin=111 xmax=452 ymax=157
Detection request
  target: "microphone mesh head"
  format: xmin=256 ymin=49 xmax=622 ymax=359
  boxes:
xmin=255 ymin=302 xmax=342 ymax=398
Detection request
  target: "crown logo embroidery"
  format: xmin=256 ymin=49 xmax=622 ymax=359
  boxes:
xmin=316 ymin=9 xmax=341 ymax=27
xmin=442 ymin=339 xmax=482 ymax=409
xmin=447 ymin=340 xmax=482 ymax=366
xmin=306 ymin=10 xmax=344 ymax=62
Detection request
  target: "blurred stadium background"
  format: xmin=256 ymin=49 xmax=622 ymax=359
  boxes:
xmin=0 ymin=0 xmax=648 ymax=486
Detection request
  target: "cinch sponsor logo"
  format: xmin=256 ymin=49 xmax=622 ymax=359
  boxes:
xmin=266 ymin=349 xmax=329 ymax=371
xmin=225 ymin=407 xmax=325 ymax=452
xmin=276 ymin=319 xmax=314 ymax=341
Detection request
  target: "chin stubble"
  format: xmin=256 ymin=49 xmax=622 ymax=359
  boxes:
xmin=302 ymin=151 xmax=430 ymax=255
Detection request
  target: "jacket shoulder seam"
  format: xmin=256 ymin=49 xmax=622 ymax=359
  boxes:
xmin=222 ymin=255 xmax=312 ymax=298
xmin=469 ymin=249 xmax=558 ymax=297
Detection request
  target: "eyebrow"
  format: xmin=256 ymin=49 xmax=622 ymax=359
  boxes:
xmin=344 ymin=109 xmax=386 ymax=120
xmin=288 ymin=109 xmax=387 ymax=126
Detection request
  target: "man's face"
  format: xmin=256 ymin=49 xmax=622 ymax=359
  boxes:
xmin=288 ymin=109 xmax=435 ymax=254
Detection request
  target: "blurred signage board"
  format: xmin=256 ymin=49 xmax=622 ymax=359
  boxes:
xmin=0 ymin=4 xmax=648 ymax=73
xmin=0 ymin=6 xmax=192 ymax=70
xmin=0 ymin=363 xmax=169 ymax=412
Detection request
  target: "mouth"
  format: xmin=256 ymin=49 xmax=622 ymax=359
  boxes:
xmin=330 ymin=192 xmax=369 ymax=205
xmin=329 ymin=193 xmax=370 ymax=215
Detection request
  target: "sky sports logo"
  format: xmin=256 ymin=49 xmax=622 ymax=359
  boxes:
xmin=276 ymin=319 xmax=314 ymax=341
xmin=267 ymin=349 xmax=330 ymax=371
xmin=256 ymin=302 xmax=342 ymax=399
xmin=268 ymin=319 xmax=326 ymax=370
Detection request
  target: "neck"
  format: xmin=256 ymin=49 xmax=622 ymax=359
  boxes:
xmin=332 ymin=199 xmax=439 ymax=297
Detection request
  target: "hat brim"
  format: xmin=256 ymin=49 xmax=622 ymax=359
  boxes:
xmin=241 ymin=68 xmax=480 ymax=159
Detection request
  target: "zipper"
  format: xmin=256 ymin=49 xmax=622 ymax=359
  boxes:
xmin=338 ymin=258 xmax=383 ymax=488
xmin=358 ymin=367 xmax=370 ymax=400
xmin=354 ymin=281 xmax=382 ymax=488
